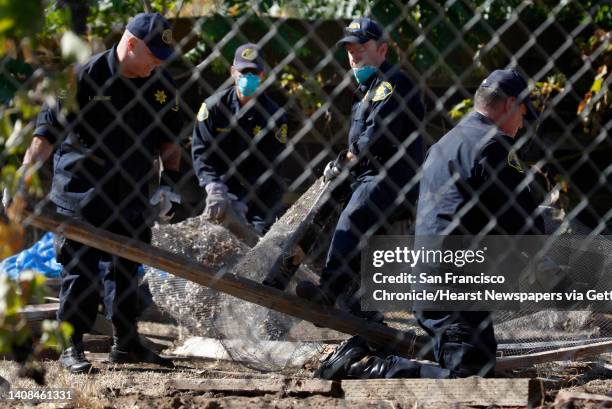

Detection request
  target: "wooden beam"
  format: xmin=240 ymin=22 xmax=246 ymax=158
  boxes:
xmin=220 ymin=206 xmax=260 ymax=247
xmin=554 ymin=391 xmax=612 ymax=406
xmin=18 ymin=303 xmax=59 ymax=321
xmin=259 ymin=177 xmax=348 ymax=289
xmin=496 ymin=340 xmax=612 ymax=370
xmin=166 ymin=377 xmax=337 ymax=396
xmin=21 ymin=208 xmax=417 ymax=355
xmin=341 ymin=378 xmax=541 ymax=407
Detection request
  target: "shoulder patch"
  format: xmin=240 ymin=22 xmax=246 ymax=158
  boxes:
xmin=197 ymin=102 xmax=209 ymax=122
xmin=507 ymin=150 xmax=524 ymax=173
xmin=372 ymin=81 xmax=394 ymax=102
xmin=275 ymin=123 xmax=287 ymax=144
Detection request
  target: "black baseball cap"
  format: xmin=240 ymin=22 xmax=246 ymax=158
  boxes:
xmin=233 ymin=43 xmax=264 ymax=72
xmin=127 ymin=12 xmax=174 ymax=61
xmin=336 ymin=18 xmax=384 ymax=47
xmin=479 ymin=69 xmax=539 ymax=120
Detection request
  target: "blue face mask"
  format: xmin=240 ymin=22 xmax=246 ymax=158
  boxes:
xmin=237 ymin=73 xmax=261 ymax=97
xmin=352 ymin=65 xmax=377 ymax=84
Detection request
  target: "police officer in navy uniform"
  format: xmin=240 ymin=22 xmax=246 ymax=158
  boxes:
xmin=295 ymin=18 xmax=424 ymax=319
xmin=314 ymin=69 xmax=544 ymax=380
xmin=192 ymin=43 xmax=288 ymax=234
xmin=10 ymin=13 xmax=183 ymax=373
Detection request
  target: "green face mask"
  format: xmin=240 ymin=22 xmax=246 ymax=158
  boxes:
xmin=352 ymin=65 xmax=377 ymax=84
xmin=237 ymin=73 xmax=261 ymax=96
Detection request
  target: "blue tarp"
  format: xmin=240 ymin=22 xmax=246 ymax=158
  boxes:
xmin=0 ymin=232 xmax=146 ymax=279
xmin=0 ymin=232 xmax=62 ymax=279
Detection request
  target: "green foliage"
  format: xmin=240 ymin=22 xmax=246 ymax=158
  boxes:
xmin=448 ymin=98 xmax=473 ymax=121
xmin=0 ymin=272 xmax=73 ymax=353
xmin=0 ymin=273 xmax=73 ymax=384
xmin=280 ymin=66 xmax=326 ymax=116
xmin=0 ymin=0 xmax=44 ymax=42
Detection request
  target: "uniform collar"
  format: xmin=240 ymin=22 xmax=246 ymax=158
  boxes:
xmin=471 ymin=111 xmax=513 ymax=140
xmin=228 ymin=86 xmax=241 ymax=114
xmin=228 ymin=85 xmax=269 ymax=118
xmin=106 ymin=44 xmax=120 ymax=76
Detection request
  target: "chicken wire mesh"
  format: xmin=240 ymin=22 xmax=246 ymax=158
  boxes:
xmin=1 ymin=0 xmax=611 ymax=379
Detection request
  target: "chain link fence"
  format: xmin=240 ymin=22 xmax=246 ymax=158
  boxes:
xmin=1 ymin=0 xmax=611 ymax=397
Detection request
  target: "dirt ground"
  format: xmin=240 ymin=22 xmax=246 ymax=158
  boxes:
xmin=1 ymin=340 xmax=612 ymax=408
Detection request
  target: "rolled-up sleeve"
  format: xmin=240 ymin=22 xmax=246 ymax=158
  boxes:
xmin=34 ymin=101 xmax=63 ymax=145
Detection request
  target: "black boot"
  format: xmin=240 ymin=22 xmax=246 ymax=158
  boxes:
xmin=295 ymin=280 xmax=335 ymax=306
xmin=109 ymin=335 xmax=174 ymax=368
xmin=314 ymin=335 xmax=372 ymax=380
xmin=347 ymin=355 xmax=452 ymax=379
xmin=347 ymin=355 xmax=421 ymax=379
xmin=59 ymin=342 xmax=92 ymax=374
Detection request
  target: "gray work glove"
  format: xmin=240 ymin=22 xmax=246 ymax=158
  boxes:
xmin=204 ymin=182 xmax=248 ymax=222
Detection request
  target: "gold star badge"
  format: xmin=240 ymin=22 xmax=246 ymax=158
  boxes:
xmin=154 ymin=90 xmax=167 ymax=104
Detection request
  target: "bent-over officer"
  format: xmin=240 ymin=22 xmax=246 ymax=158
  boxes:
xmin=191 ymin=43 xmax=288 ymax=234
xmin=6 ymin=13 xmax=183 ymax=373
xmin=314 ymin=69 xmax=544 ymax=380
xmin=295 ymin=18 xmax=425 ymax=320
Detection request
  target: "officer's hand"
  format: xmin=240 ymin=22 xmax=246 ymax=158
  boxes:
xmin=1 ymin=187 xmax=11 ymax=210
xmin=323 ymin=161 xmax=342 ymax=182
xmin=204 ymin=182 xmax=233 ymax=222
xmin=150 ymin=186 xmax=181 ymax=223
xmin=323 ymin=149 xmax=353 ymax=182
xmin=2 ymin=165 xmax=25 ymax=210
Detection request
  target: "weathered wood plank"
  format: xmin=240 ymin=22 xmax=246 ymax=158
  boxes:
xmin=166 ymin=377 xmax=336 ymax=396
xmin=18 ymin=303 xmax=58 ymax=321
xmin=554 ymin=390 xmax=612 ymax=406
xmin=496 ymin=340 xmax=612 ymax=370
xmin=259 ymin=177 xmax=347 ymax=289
xmin=341 ymin=378 xmax=539 ymax=406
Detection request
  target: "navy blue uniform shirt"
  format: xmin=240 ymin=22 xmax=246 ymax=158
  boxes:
xmin=416 ymin=111 xmax=544 ymax=235
xmin=348 ymin=61 xmax=424 ymax=191
xmin=191 ymin=86 xmax=288 ymax=205
xmin=35 ymin=45 xmax=182 ymax=223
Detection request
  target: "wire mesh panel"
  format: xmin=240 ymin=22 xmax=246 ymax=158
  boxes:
xmin=1 ymin=0 xmax=611 ymax=388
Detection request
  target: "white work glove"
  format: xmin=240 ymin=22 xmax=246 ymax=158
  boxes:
xmin=323 ymin=149 xmax=351 ymax=182
xmin=323 ymin=161 xmax=342 ymax=182
xmin=2 ymin=164 xmax=28 ymax=212
xmin=149 ymin=186 xmax=181 ymax=223
xmin=1 ymin=187 xmax=10 ymax=210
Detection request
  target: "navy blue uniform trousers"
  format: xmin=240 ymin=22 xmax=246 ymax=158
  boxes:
xmin=54 ymin=206 xmax=151 ymax=342
xmin=320 ymin=177 xmax=395 ymax=299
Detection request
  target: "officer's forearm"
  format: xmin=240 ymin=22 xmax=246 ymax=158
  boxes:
xmin=160 ymin=142 xmax=181 ymax=171
xmin=23 ymin=135 xmax=53 ymax=168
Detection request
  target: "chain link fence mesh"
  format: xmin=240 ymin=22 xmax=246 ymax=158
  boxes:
xmin=1 ymin=0 xmax=611 ymax=385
